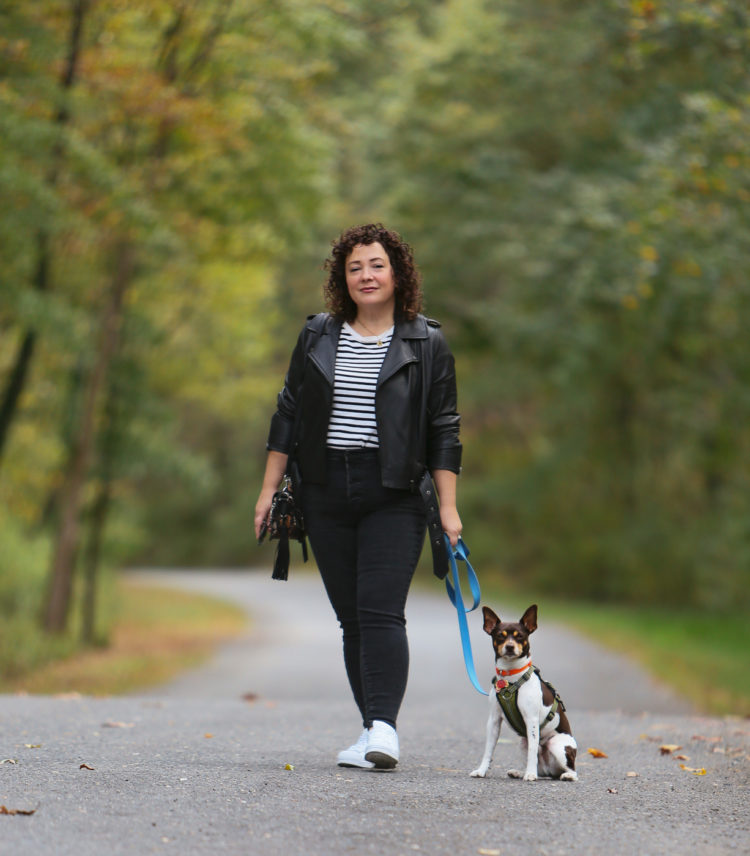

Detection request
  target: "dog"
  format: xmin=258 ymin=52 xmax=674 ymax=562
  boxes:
xmin=470 ymin=604 xmax=577 ymax=781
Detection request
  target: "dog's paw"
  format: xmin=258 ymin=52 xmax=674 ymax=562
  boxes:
xmin=560 ymin=771 xmax=578 ymax=782
xmin=522 ymin=771 xmax=538 ymax=782
xmin=470 ymin=767 xmax=488 ymax=778
xmin=506 ymin=769 xmax=523 ymax=779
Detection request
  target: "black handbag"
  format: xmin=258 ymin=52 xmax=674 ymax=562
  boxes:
xmin=258 ymin=475 xmax=308 ymax=580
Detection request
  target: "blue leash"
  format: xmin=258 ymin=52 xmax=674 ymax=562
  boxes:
xmin=444 ymin=535 xmax=489 ymax=696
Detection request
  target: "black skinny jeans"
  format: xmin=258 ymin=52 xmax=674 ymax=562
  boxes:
xmin=301 ymin=449 xmax=426 ymax=729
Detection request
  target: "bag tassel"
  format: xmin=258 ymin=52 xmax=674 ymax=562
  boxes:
xmin=272 ymin=532 xmax=290 ymax=581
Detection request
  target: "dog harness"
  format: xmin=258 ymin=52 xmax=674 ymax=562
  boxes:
xmin=493 ymin=664 xmax=566 ymax=738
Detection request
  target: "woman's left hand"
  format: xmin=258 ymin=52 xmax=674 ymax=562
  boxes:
xmin=440 ymin=505 xmax=463 ymax=548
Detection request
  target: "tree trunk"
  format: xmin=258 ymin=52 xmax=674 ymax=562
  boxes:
xmin=80 ymin=348 xmax=124 ymax=645
xmin=43 ymin=242 xmax=134 ymax=634
xmin=0 ymin=0 xmax=89 ymax=468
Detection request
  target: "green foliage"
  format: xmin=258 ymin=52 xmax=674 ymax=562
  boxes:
xmin=377 ymin=0 xmax=750 ymax=609
xmin=1 ymin=0 xmax=747 ymax=652
xmin=0 ymin=510 xmax=78 ymax=677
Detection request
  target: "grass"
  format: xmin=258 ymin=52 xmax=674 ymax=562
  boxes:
xmin=480 ymin=582 xmax=750 ymax=717
xmin=2 ymin=581 xmax=247 ymax=696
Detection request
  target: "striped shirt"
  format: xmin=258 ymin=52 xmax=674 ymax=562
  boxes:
xmin=326 ymin=322 xmax=394 ymax=449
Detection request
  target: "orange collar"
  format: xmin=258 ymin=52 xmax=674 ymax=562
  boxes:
xmin=496 ymin=660 xmax=532 ymax=677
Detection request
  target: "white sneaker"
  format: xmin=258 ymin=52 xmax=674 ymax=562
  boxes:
xmin=337 ymin=729 xmax=375 ymax=769
xmin=365 ymin=720 xmax=399 ymax=769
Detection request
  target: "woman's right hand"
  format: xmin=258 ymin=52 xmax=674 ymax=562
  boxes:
xmin=254 ymin=450 xmax=290 ymax=541
xmin=254 ymin=488 xmax=276 ymax=541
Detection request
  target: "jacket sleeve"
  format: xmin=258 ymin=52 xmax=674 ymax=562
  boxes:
xmin=266 ymin=324 xmax=308 ymax=454
xmin=425 ymin=326 xmax=462 ymax=474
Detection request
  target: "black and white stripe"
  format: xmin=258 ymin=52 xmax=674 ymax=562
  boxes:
xmin=327 ymin=322 xmax=394 ymax=449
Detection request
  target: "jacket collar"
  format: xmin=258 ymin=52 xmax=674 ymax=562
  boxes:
xmin=306 ymin=314 xmax=428 ymax=386
xmin=306 ymin=313 xmax=429 ymax=339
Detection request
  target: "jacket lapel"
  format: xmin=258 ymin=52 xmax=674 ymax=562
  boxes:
xmin=378 ymin=316 xmax=427 ymax=387
xmin=307 ymin=316 xmax=340 ymax=385
xmin=306 ymin=315 xmax=427 ymax=388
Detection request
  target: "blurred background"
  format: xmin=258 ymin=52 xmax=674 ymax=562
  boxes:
xmin=1 ymin=1 xmax=748 ymax=699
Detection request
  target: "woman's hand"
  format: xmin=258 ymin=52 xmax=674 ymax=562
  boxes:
xmin=254 ymin=450 xmax=289 ymax=541
xmin=432 ymin=468 xmax=462 ymax=547
xmin=440 ymin=504 xmax=463 ymax=548
xmin=254 ymin=487 xmax=276 ymax=541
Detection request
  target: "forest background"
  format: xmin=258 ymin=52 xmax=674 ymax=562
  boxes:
xmin=1 ymin=1 xmax=748 ymax=677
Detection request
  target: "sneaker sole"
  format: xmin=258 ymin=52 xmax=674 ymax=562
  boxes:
xmin=364 ymin=750 xmax=398 ymax=769
xmin=337 ymin=759 xmax=375 ymax=769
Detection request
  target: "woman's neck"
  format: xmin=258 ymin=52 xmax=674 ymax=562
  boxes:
xmin=353 ymin=309 xmax=395 ymax=335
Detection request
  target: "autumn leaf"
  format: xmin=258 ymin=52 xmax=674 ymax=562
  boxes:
xmin=587 ymin=747 xmax=608 ymax=758
xmin=625 ymin=771 xmax=639 ymax=778
xmin=680 ymin=765 xmax=707 ymax=776
xmin=675 ymin=754 xmax=690 ymax=761
xmin=79 ymin=763 xmax=95 ymax=771
xmin=607 ymin=787 xmax=618 ymax=794
xmin=204 ymin=733 xmax=213 ymax=739
xmin=24 ymin=744 xmax=42 ymax=749
xmin=659 ymin=744 xmax=682 ymax=755
xmin=0 ymin=805 xmax=37 ymax=816
xmin=102 ymin=721 xmax=134 ymax=729
xmin=284 ymin=763 xmax=294 ymax=771
xmin=0 ymin=759 xmax=18 ymax=765
xmin=478 ymin=849 xmax=501 ymax=855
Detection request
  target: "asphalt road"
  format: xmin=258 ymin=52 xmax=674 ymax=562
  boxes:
xmin=1 ymin=569 xmax=748 ymax=856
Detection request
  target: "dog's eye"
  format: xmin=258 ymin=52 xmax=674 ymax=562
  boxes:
xmin=513 ymin=632 xmax=520 ymax=639
xmin=499 ymin=631 xmax=507 ymax=638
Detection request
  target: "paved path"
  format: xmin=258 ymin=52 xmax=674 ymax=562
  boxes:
xmin=1 ymin=570 xmax=747 ymax=856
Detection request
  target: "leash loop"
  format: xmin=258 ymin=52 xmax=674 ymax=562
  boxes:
xmin=444 ymin=535 xmax=489 ymax=696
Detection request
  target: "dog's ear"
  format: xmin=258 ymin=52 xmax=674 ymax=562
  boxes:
xmin=520 ymin=604 xmax=538 ymax=634
xmin=482 ymin=606 xmax=500 ymax=635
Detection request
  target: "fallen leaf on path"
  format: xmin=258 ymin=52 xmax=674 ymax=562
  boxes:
xmin=659 ymin=744 xmax=682 ymax=755
xmin=711 ymin=746 xmax=725 ymax=754
xmin=284 ymin=764 xmax=294 ymax=771
xmin=607 ymin=787 xmax=618 ymax=794
xmin=478 ymin=849 xmax=501 ymax=855
xmin=674 ymin=754 xmax=690 ymax=761
xmin=680 ymin=765 xmax=707 ymax=776
xmin=102 ymin=721 xmax=134 ymax=729
xmin=0 ymin=805 xmax=37 ymax=816
xmin=587 ymin=747 xmax=608 ymax=758
xmin=0 ymin=759 xmax=18 ymax=765
xmin=242 ymin=693 xmax=258 ymax=703
xmin=625 ymin=771 xmax=639 ymax=778
xmin=24 ymin=744 xmax=42 ymax=749
xmin=204 ymin=734 xmax=213 ymax=739
xmin=79 ymin=763 xmax=95 ymax=771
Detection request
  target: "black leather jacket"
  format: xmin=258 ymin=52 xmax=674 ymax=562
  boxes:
xmin=266 ymin=313 xmax=462 ymax=490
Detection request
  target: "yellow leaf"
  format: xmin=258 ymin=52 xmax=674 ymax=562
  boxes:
xmin=478 ymin=850 xmax=501 ymax=856
xmin=204 ymin=733 xmax=213 ymax=739
xmin=659 ymin=744 xmax=682 ymax=755
xmin=588 ymin=747 xmax=608 ymax=758
xmin=679 ymin=765 xmax=707 ymax=776
xmin=284 ymin=763 xmax=294 ymax=771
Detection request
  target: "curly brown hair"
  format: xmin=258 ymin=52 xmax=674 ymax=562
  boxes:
xmin=323 ymin=223 xmax=423 ymax=322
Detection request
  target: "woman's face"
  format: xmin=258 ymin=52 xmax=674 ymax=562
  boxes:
xmin=345 ymin=242 xmax=396 ymax=316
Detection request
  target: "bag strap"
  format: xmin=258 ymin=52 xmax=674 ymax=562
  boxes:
xmin=444 ymin=535 xmax=489 ymax=696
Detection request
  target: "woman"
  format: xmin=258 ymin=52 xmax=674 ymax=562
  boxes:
xmin=254 ymin=223 xmax=462 ymax=769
